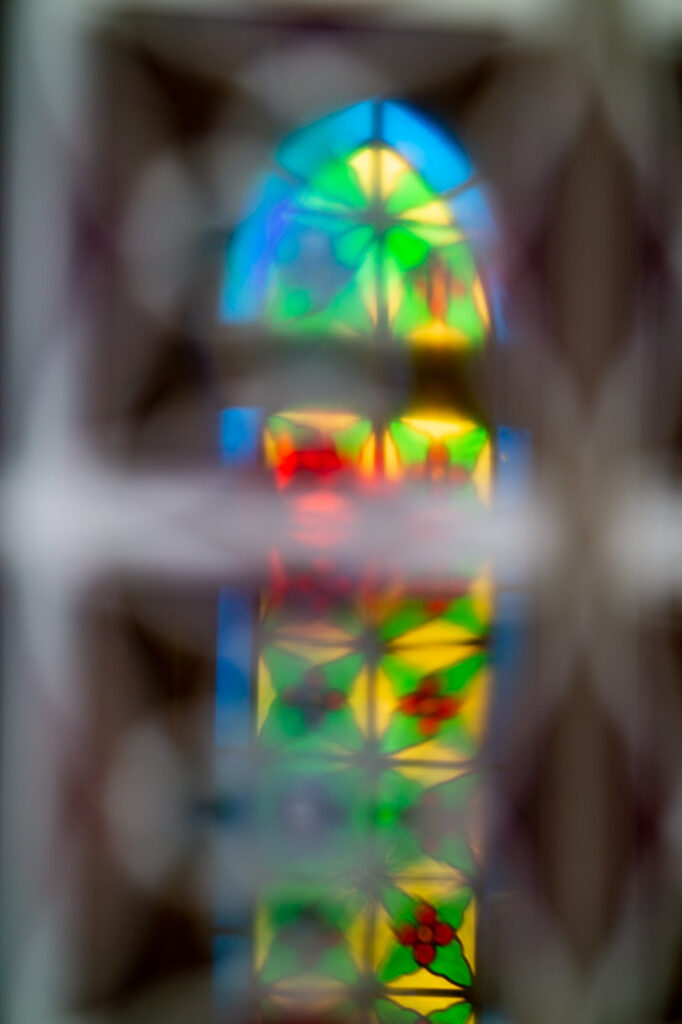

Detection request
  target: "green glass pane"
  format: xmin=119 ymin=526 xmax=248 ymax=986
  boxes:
xmin=391 ymin=285 xmax=432 ymax=338
xmin=444 ymin=595 xmax=487 ymax=635
xmin=440 ymin=652 xmax=486 ymax=694
xmin=438 ymin=774 xmax=479 ymax=808
xmin=318 ymin=944 xmax=359 ymax=983
xmin=437 ymin=890 xmax=472 ymax=931
xmin=262 ymin=646 xmax=307 ymax=692
xmin=379 ymin=602 xmax=433 ymax=641
xmin=314 ymin=706 xmax=364 ymax=751
xmin=382 ymin=827 xmax=423 ymax=873
xmin=375 ymin=999 xmax=420 ymax=1024
xmin=333 ymin=224 xmax=376 ymax=268
xmin=321 ymin=652 xmax=364 ymax=690
xmin=380 ymin=654 xmax=427 ymax=697
xmin=447 ymin=295 xmax=485 ymax=343
xmin=260 ymin=704 xmax=308 ymax=744
xmin=445 ymin=426 xmax=489 ymax=471
xmin=280 ymin=289 xmax=312 ymax=317
xmin=261 ymin=703 xmax=363 ymax=752
xmin=376 ymin=770 xmax=422 ymax=821
xmin=435 ymin=835 xmax=476 ymax=874
xmin=431 ymin=1002 xmax=473 ymax=1024
xmin=334 ymin=418 xmax=373 ymax=460
xmin=435 ymin=720 xmax=478 ymax=757
xmin=386 ymin=227 xmax=431 ymax=271
xmin=445 ymin=243 xmax=477 ymax=285
xmin=259 ymin=943 xmax=301 ymax=984
xmin=385 ymin=166 xmax=437 ymax=217
xmin=430 ymin=938 xmax=471 ymax=986
xmin=381 ymin=885 xmax=415 ymax=923
xmin=380 ymin=713 xmax=426 ymax=754
xmin=389 ymin=420 xmax=431 ymax=465
xmin=377 ymin=943 xmax=417 ymax=983
xmin=308 ymin=156 xmax=369 ymax=211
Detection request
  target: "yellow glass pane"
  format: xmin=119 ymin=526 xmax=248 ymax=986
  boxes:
xmin=257 ymin=656 xmax=277 ymax=730
xmin=471 ymin=440 xmax=492 ymax=505
xmin=400 ymin=415 xmax=477 ymax=441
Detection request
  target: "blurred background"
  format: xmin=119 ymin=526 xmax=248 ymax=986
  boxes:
xmin=4 ymin=1 xmax=682 ymax=1022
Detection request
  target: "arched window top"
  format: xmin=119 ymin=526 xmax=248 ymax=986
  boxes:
xmin=221 ymin=99 xmax=502 ymax=348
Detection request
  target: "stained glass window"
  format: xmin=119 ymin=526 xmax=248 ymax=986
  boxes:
xmin=221 ymin=101 xmax=500 ymax=350
xmin=215 ymin=99 xmax=507 ymax=1024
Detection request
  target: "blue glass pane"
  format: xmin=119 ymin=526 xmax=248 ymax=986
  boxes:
xmin=277 ymin=100 xmax=375 ymax=180
xmin=216 ymin=589 xmax=253 ymax=746
xmin=383 ymin=101 xmax=472 ymax=193
xmin=497 ymin=426 xmax=530 ymax=503
xmin=214 ymin=934 xmax=250 ymax=1007
xmin=450 ymin=185 xmax=496 ymax=239
xmin=221 ymin=175 xmax=294 ymax=321
xmin=220 ymin=407 xmax=261 ymax=465
xmin=487 ymin=270 xmax=508 ymax=342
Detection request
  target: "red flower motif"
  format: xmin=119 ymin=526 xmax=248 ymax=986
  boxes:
xmin=398 ymin=676 xmax=461 ymax=737
xmin=282 ymin=666 xmax=346 ymax=727
xmin=404 ymin=441 xmax=470 ymax=486
xmin=276 ymin=432 xmax=353 ymax=489
xmin=394 ymin=902 xmax=456 ymax=968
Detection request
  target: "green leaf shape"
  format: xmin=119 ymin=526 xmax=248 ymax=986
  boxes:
xmin=377 ymin=943 xmax=418 ymax=984
xmin=318 ymin=944 xmax=359 ymax=984
xmin=382 ymin=825 xmax=424 ymax=873
xmin=325 ymin=651 xmax=364 ymax=689
xmin=333 ymin=418 xmax=374 ymax=461
xmin=436 ymin=889 xmax=473 ymax=931
xmin=375 ymin=770 xmax=423 ymax=824
xmin=378 ymin=601 xmax=434 ymax=642
xmin=374 ymin=998 xmax=420 ymax=1024
xmin=444 ymin=427 xmax=489 ymax=472
xmin=442 ymin=595 xmax=486 ymax=636
xmin=429 ymin=938 xmax=472 ymax=986
xmin=381 ymin=885 xmax=416 ymax=923
xmin=388 ymin=419 xmax=431 ymax=466
xmin=380 ymin=654 xmax=427 ymax=698
xmin=439 ymin=651 xmax=487 ymax=695
xmin=431 ymin=1001 xmax=473 ymax=1024
xmin=261 ymin=645 xmax=308 ymax=694
xmin=380 ymin=712 xmax=426 ymax=754
xmin=259 ymin=942 xmax=302 ymax=984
